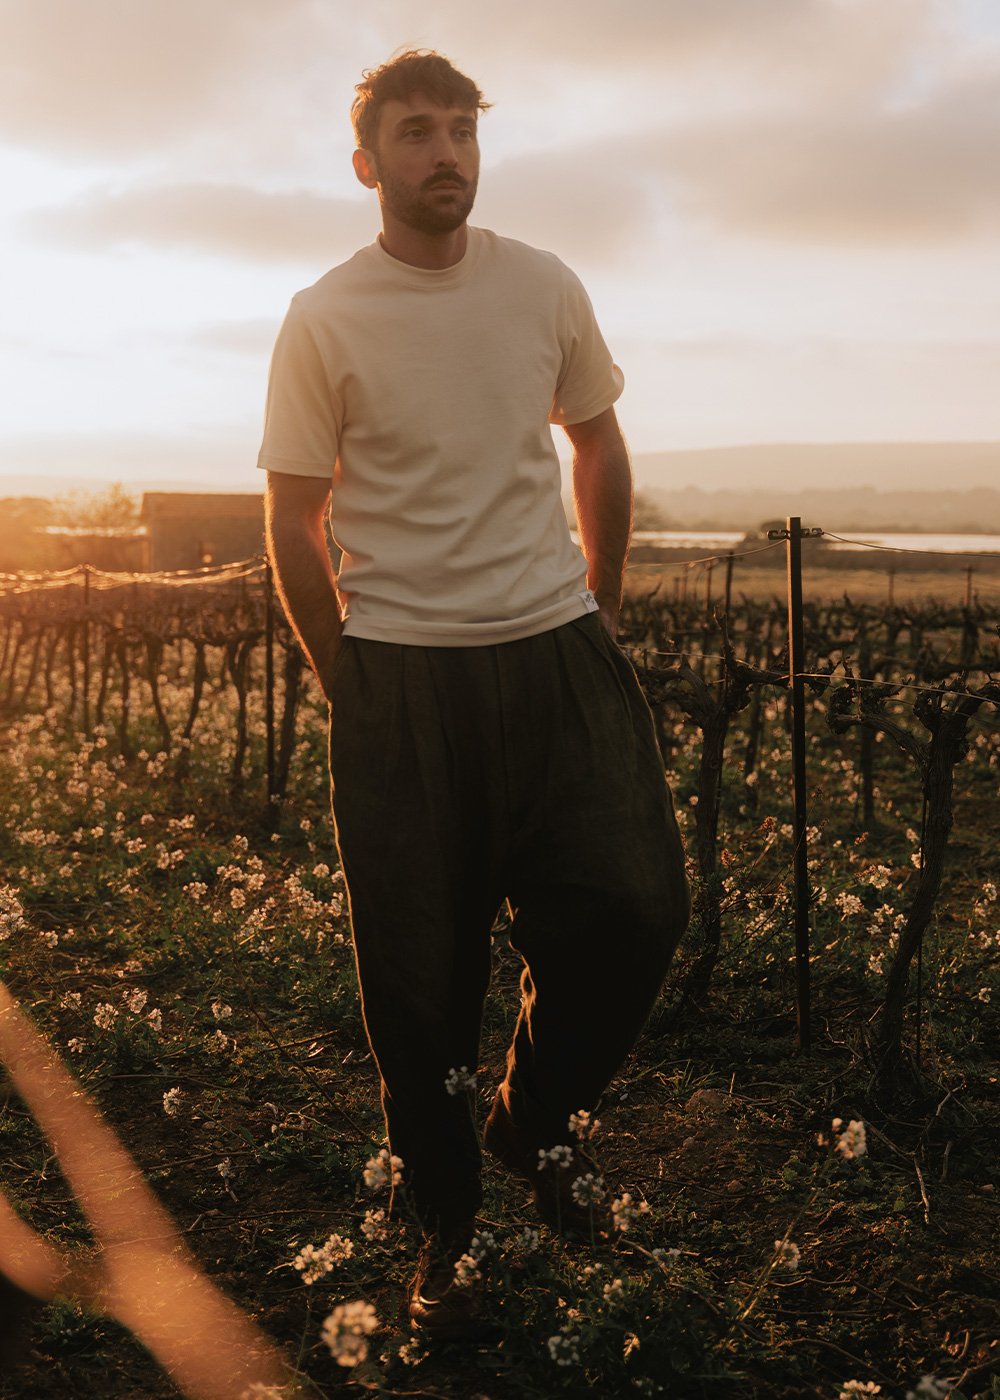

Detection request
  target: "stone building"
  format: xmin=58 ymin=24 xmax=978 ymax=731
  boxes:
xmin=140 ymin=493 xmax=265 ymax=572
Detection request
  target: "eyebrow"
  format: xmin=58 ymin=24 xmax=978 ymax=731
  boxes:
xmin=391 ymin=112 xmax=478 ymax=133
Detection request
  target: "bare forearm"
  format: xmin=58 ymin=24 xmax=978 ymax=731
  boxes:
xmin=264 ymin=492 xmax=342 ymax=695
xmin=572 ymin=435 xmax=633 ymax=634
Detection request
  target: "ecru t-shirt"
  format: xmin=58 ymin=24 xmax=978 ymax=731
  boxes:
xmin=257 ymin=225 xmax=624 ymax=646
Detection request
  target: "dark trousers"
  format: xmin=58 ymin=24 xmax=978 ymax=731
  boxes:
xmin=327 ymin=611 xmax=689 ymax=1234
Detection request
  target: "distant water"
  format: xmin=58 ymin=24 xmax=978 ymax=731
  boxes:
xmin=823 ymin=532 xmax=1000 ymax=555
xmin=627 ymin=530 xmax=1000 ymax=555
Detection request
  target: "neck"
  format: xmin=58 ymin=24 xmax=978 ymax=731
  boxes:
xmin=378 ymin=219 xmax=469 ymax=270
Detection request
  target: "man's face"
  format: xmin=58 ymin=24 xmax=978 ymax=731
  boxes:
xmin=366 ymin=94 xmax=480 ymax=235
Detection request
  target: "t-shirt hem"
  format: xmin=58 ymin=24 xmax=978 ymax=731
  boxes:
xmin=552 ymin=374 xmax=625 ymax=428
xmin=342 ymin=590 xmax=599 ymax=647
xmin=257 ymin=454 xmax=332 ymax=479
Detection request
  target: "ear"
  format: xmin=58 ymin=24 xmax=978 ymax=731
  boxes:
xmin=353 ymin=147 xmax=379 ymax=190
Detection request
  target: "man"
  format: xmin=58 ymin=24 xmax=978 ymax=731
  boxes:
xmin=259 ymin=50 xmax=689 ymax=1337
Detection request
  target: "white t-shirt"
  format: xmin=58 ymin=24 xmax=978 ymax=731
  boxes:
xmin=257 ymin=225 xmax=624 ymax=646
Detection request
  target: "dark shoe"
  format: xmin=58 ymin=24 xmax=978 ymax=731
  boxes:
xmin=408 ymin=1224 xmax=491 ymax=1341
xmin=483 ymin=1099 xmax=610 ymax=1240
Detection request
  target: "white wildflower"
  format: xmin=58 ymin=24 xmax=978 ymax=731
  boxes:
xmin=538 ymin=1144 xmax=574 ymax=1170
xmin=360 ymin=1208 xmax=388 ymax=1242
xmin=906 ymin=1377 xmax=951 ymax=1400
xmin=568 ymin=1109 xmax=600 ymax=1139
xmin=570 ymin=1172 xmax=606 ymax=1207
xmin=124 ymin=987 xmax=148 ymax=1014
xmin=774 ymin=1239 xmax=801 ymax=1271
xmin=93 ymin=1002 xmax=118 ymax=1031
xmin=320 ymin=1300 xmax=378 ymax=1368
xmin=292 ymin=1233 xmax=353 ymax=1284
xmin=211 ymin=1000 xmax=233 ymax=1021
xmin=839 ymin=1384 xmax=881 ymax=1399
xmin=363 ymin=1147 xmax=404 ymax=1190
xmin=453 ymin=1251 xmax=481 ymax=1287
xmin=444 ymin=1065 xmax=477 ymax=1096
xmin=0 ymin=885 xmax=27 ymax=940
xmin=162 ymin=1087 xmax=185 ymax=1116
xmin=611 ymin=1193 xmax=651 ymax=1232
xmin=833 ymin=1118 xmax=867 ymax=1160
xmin=547 ymin=1330 xmax=581 ymax=1366
xmin=397 ymin=1338 xmax=426 ymax=1366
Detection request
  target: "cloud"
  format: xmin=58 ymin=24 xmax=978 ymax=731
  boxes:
xmin=474 ymin=160 xmax=648 ymax=263
xmin=489 ymin=48 xmax=1000 ymax=256
xmin=188 ymin=319 xmax=282 ymax=355
xmin=441 ymin=0 xmax=936 ymax=95
xmin=11 ymin=0 xmax=998 ymax=264
xmin=0 ymin=428 xmax=263 ymax=488
xmin=0 ymin=0 xmax=358 ymax=161
xmin=0 ymin=0 xmax=939 ymax=162
xmin=23 ymin=160 xmax=644 ymax=268
xmin=25 ymin=184 xmax=377 ymax=264
xmin=27 ymin=39 xmax=1000 ymax=274
xmin=657 ymin=60 xmax=1000 ymax=242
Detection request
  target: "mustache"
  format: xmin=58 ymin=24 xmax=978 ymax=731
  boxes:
xmin=423 ymin=172 xmax=469 ymax=190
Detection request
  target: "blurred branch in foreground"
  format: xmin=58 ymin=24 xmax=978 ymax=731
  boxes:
xmin=0 ymin=980 xmax=300 ymax=1400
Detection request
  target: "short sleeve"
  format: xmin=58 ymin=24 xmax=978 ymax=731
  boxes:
xmin=549 ymin=268 xmax=625 ymax=427
xmin=256 ymin=296 xmax=343 ymax=479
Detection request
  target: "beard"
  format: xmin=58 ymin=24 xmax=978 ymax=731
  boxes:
xmin=377 ymin=168 xmax=478 ymax=235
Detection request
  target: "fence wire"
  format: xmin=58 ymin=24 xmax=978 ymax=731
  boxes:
xmin=820 ymin=531 xmax=1000 ymax=560
xmin=0 ymin=558 xmax=267 ymax=597
xmin=638 ymin=647 xmax=1000 ymax=706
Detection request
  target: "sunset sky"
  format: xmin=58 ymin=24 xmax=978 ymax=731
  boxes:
xmin=2 ymin=0 xmax=999 ymax=492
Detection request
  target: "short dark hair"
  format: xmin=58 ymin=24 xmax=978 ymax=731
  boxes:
xmin=351 ymin=49 xmax=490 ymax=151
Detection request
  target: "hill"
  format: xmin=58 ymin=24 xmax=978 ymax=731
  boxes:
xmin=631 ymin=442 xmax=999 ymax=495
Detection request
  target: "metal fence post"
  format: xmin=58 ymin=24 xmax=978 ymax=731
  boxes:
xmin=768 ymin=516 xmax=822 ymax=1052
xmin=723 ymin=551 xmax=735 ymax=622
xmin=82 ymin=565 xmax=91 ymax=736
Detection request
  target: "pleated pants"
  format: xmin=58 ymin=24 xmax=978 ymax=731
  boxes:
xmin=326 ymin=611 xmax=690 ymax=1233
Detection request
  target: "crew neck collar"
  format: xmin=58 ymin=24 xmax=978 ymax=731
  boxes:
xmin=372 ymin=226 xmax=481 ymax=287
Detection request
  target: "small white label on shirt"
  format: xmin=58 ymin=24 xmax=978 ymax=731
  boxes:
xmin=579 ymin=589 xmax=599 ymax=614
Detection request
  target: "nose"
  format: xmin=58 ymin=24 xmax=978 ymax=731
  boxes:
xmin=431 ymin=133 xmax=460 ymax=167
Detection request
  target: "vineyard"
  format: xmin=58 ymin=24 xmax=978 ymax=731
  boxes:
xmin=1 ymin=546 xmax=998 ymax=1400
